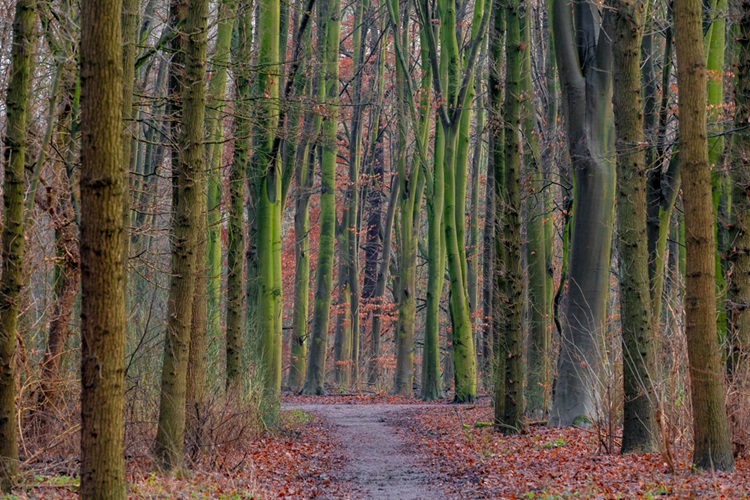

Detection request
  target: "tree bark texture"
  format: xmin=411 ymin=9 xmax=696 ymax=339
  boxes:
xmin=674 ymin=0 xmax=735 ymax=470
xmin=79 ymin=0 xmax=127 ymax=491
xmin=610 ymin=0 xmax=658 ymax=453
xmin=549 ymin=0 xmax=616 ymax=426
xmin=155 ymin=0 xmax=208 ymax=468
xmin=0 ymin=0 xmax=36 ymax=490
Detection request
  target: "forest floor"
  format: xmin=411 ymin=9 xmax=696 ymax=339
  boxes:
xmin=12 ymin=394 xmax=750 ymax=498
xmin=280 ymin=395 xmax=750 ymax=498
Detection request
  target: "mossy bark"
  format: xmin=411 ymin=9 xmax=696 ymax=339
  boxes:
xmin=393 ymin=1 xmax=423 ymax=395
xmin=302 ymin=0 xmax=340 ymax=395
xmin=522 ymin=7 xmax=550 ymax=418
xmin=0 ymin=0 xmax=35 ymax=490
xmin=728 ymin=0 xmax=750 ymax=379
xmin=253 ymin=0 xmax=283 ymax=416
xmin=489 ymin=0 xmax=506 ymax=424
xmin=287 ymin=2 xmax=315 ymax=391
xmin=496 ymin=0 xmax=524 ymax=433
xmin=155 ymin=0 xmax=208 ymax=468
xmin=226 ymin=6 xmax=251 ymax=388
xmin=205 ymin=0 xmax=238 ymax=379
xmin=611 ymin=0 xmax=658 ymax=453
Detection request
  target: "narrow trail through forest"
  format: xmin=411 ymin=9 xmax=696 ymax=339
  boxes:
xmin=282 ymin=403 xmax=443 ymax=499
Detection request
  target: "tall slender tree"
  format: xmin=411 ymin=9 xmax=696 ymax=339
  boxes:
xmin=548 ymin=0 xmax=615 ymax=425
xmin=0 ymin=0 xmax=36 ymax=490
xmin=205 ymin=0 xmax=236 ymax=364
xmin=489 ymin=0 xmax=506 ymax=425
xmin=495 ymin=0 xmax=524 ymax=433
xmin=522 ymin=3 xmax=550 ymax=417
xmin=252 ymin=0 xmax=283 ymax=414
xmin=226 ymin=3 xmax=251 ymax=388
xmin=610 ymin=0 xmax=658 ymax=452
xmin=287 ymin=0 xmax=316 ymax=391
xmin=303 ymin=0 xmax=341 ymax=395
xmin=155 ymin=0 xmax=209 ymax=468
xmin=393 ymin=0 xmax=426 ymax=396
xmin=673 ymin=0 xmax=734 ymax=470
xmin=79 ymin=0 xmax=126 ymax=492
xmin=729 ymin=0 xmax=750 ymax=379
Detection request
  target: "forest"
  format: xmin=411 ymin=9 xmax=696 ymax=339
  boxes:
xmin=0 ymin=0 xmax=749 ymax=495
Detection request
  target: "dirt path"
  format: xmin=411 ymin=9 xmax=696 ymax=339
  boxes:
xmin=282 ymin=403 xmax=444 ymax=499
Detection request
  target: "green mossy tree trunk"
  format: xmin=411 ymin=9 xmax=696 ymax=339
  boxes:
xmin=496 ymin=0 xmax=524 ymax=433
xmin=226 ymin=6 xmax=251 ymax=388
xmin=704 ymin=0 xmax=729 ymax=344
xmin=728 ymin=0 xmax=750 ymax=379
xmin=467 ymin=77 xmax=484 ymax=354
xmin=204 ymin=0 xmax=238 ymax=381
xmin=252 ymin=0 xmax=283 ymax=416
xmin=0 ymin=0 xmax=36 ymax=490
xmin=79 ymin=0 xmax=127 ymax=492
xmin=346 ymin=0 xmax=368 ymax=387
xmin=392 ymin=0 xmax=424 ymax=396
xmin=610 ymin=0 xmax=658 ymax=453
xmin=302 ymin=0 xmax=341 ymax=395
xmin=522 ymin=7 xmax=550 ymax=418
xmin=422 ymin=34 xmax=443 ymax=400
xmin=438 ymin=0 xmax=485 ymax=404
xmin=287 ymin=2 xmax=316 ymax=391
xmin=673 ymin=0 xmax=735 ymax=470
xmin=289 ymin=144 xmax=315 ymax=389
xmin=489 ymin=0 xmax=506 ymax=423
xmin=155 ymin=0 xmax=208 ymax=468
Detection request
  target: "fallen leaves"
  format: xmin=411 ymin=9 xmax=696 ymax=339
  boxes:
xmin=388 ymin=399 xmax=750 ymax=498
xmin=17 ymin=409 xmax=353 ymax=499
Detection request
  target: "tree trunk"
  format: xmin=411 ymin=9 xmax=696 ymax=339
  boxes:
xmin=728 ymin=0 xmax=750 ymax=380
xmin=610 ymin=0 xmax=658 ymax=453
xmin=646 ymin=6 xmax=678 ymax=324
xmin=496 ymin=0 xmax=524 ymax=433
xmin=37 ymin=177 xmax=80 ymax=418
xmin=489 ymin=0 xmax=505 ymax=423
xmin=346 ymin=0 xmax=368 ymax=387
xmin=522 ymin=7 xmax=550 ymax=418
xmin=205 ymin=0 xmax=238 ymax=381
xmin=422 ymin=87 xmax=445 ymax=402
xmin=368 ymin=176 xmax=399 ymax=385
xmin=0 ymin=0 xmax=35 ymax=489
xmin=287 ymin=6 xmax=318 ymax=390
xmin=439 ymin=0 xmax=482 ymax=404
xmin=467 ymin=79 xmax=484 ymax=350
xmin=289 ymin=145 xmax=315 ymax=389
xmin=673 ymin=0 xmax=735 ymax=470
xmin=226 ymin=6 xmax=251 ymax=388
xmin=253 ymin=0 xmax=283 ymax=417
xmin=483 ymin=1 xmax=503 ymax=394
xmin=333 ymin=232 xmax=352 ymax=388
xmin=393 ymin=0 xmax=422 ymax=396
xmin=155 ymin=0 xmax=208 ymax=468
xmin=79 ymin=0 xmax=127 ymax=491
xmin=548 ymin=0 xmax=615 ymax=426
xmin=704 ymin=0 xmax=729 ymax=345
xmin=302 ymin=0 xmax=341 ymax=395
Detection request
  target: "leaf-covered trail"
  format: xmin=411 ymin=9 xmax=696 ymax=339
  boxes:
xmin=282 ymin=402 xmax=444 ymax=499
